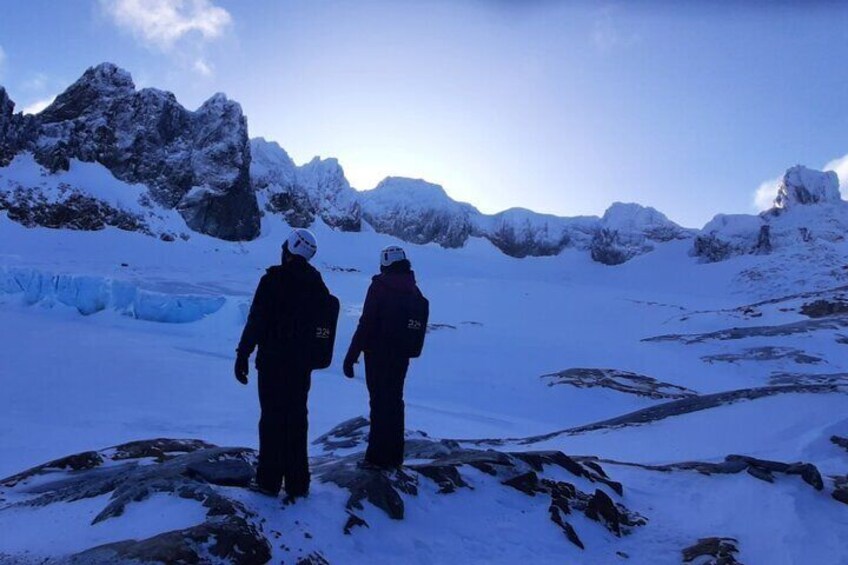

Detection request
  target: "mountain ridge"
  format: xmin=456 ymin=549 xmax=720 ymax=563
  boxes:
xmin=1 ymin=63 xmax=846 ymax=266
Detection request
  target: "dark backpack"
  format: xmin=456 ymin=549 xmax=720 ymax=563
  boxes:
xmin=381 ymin=286 xmax=429 ymax=358
xmin=295 ymin=287 xmax=340 ymax=369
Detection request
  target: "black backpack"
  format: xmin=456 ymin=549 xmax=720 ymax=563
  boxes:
xmin=296 ymin=288 xmax=340 ymax=369
xmin=381 ymin=286 xmax=430 ymax=359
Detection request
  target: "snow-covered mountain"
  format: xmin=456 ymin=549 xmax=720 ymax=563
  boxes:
xmin=0 ymin=63 xmax=697 ymax=265
xmin=1 ymin=62 xmax=847 ymax=270
xmin=0 ymin=63 xmax=259 ymax=241
xmin=694 ymin=166 xmax=848 ymax=263
xmin=251 ymin=137 xmax=361 ymax=232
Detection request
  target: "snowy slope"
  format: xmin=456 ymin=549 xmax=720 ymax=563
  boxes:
xmin=1 ymin=63 xmax=848 ymax=564
xmin=0 ymin=204 xmax=846 ymax=563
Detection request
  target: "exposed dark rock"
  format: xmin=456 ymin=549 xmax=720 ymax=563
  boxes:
xmin=3 ymin=63 xmax=260 ymax=241
xmin=542 ymin=368 xmax=697 ymax=400
xmin=584 ymin=489 xmax=622 ymax=535
xmin=297 ymin=551 xmax=331 ymax=564
xmin=69 ymin=515 xmax=270 ymax=565
xmin=831 ymin=436 xmax=848 ymax=453
xmin=0 ymin=450 xmax=104 ymax=487
xmin=682 ymin=537 xmax=741 ymax=564
xmin=313 ymin=416 xmax=371 ymax=450
xmin=590 ymin=228 xmax=635 ymax=266
xmin=590 ymin=454 xmax=823 ymax=492
xmin=832 ymin=475 xmax=848 ymax=505
xmin=754 ymin=224 xmax=772 ymax=254
xmin=693 ymin=233 xmax=735 ymax=263
xmin=319 ymin=461 xmax=418 ymax=520
xmin=1 ymin=423 xmax=647 ymax=561
xmin=469 ymin=385 xmax=846 ymax=446
xmin=702 ymin=347 xmax=823 ymax=365
xmin=343 ymin=512 xmax=369 ymax=535
xmin=0 ymin=440 xmax=270 ymax=564
xmin=769 ymin=373 xmax=848 ymax=387
xmin=801 ymin=299 xmax=848 ymax=318
xmin=413 ymin=462 xmax=470 ymax=494
xmin=502 ymin=471 xmax=543 ymax=495
xmin=186 ymin=459 xmax=253 ymax=487
xmin=644 ymin=316 xmax=848 ymax=344
xmin=112 ymin=438 xmax=216 ymax=462
xmin=312 ymin=417 xmax=642 ymax=544
xmin=428 ymin=323 xmax=458 ymax=332
xmin=0 ymin=186 xmax=155 ymax=236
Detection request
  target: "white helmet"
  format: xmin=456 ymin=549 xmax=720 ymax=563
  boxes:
xmin=285 ymin=229 xmax=317 ymax=261
xmin=380 ymin=245 xmax=407 ymax=267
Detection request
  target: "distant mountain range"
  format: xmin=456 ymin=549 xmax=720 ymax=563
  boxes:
xmin=1 ymin=63 xmax=846 ymax=265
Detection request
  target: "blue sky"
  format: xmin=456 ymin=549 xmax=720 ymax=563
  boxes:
xmin=1 ymin=0 xmax=847 ymax=227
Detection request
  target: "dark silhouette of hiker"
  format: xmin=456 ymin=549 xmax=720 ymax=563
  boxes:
xmin=235 ymin=228 xmax=326 ymax=500
xmin=344 ymin=245 xmax=428 ymax=469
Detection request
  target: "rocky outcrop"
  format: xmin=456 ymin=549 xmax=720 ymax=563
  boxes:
xmin=702 ymin=346 xmax=823 ymax=365
xmin=541 ymin=368 xmax=697 ymax=399
xmin=0 ymin=423 xmax=647 ymax=562
xmin=774 ymin=165 xmax=841 ymax=209
xmin=682 ymin=537 xmax=741 ymax=564
xmin=644 ymin=316 xmax=848 ymax=344
xmin=312 ymin=417 xmax=644 ymax=548
xmin=0 ymin=438 xmax=270 ymax=564
xmin=470 ymin=384 xmax=847 ymax=447
xmin=694 ymin=165 xmax=848 ymax=263
xmin=1 ymin=63 xmax=260 ymax=241
xmin=251 ymin=137 xmax=361 ymax=231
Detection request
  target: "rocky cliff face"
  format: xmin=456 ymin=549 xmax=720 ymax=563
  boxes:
xmin=251 ymin=138 xmax=361 ymax=231
xmin=0 ymin=63 xmax=260 ymax=241
xmin=694 ymin=166 xmax=847 ymax=263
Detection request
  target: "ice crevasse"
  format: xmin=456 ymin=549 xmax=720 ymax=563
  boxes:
xmin=0 ymin=267 xmax=225 ymax=323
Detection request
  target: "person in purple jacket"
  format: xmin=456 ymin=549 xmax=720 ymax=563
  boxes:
xmin=343 ymin=245 xmax=423 ymax=469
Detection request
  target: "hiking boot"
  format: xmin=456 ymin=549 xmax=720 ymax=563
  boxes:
xmin=248 ymin=481 xmax=278 ymax=497
xmin=283 ymin=492 xmax=308 ymax=506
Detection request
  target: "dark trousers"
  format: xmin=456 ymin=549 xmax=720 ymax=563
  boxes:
xmin=364 ymin=353 xmax=409 ymax=467
xmin=256 ymin=366 xmax=311 ymax=496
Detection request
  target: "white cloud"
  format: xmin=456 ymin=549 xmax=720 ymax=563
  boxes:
xmin=101 ymin=0 xmax=230 ymax=76
xmin=753 ymin=176 xmax=781 ymax=211
xmin=21 ymin=96 xmax=56 ymax=116
xmin=193 ymin=58 xmax=212 ymax=77
xmin=0 ymin=45 xmax=6 ymax=78
xmin=101 ymin=0 xmax=232 ymax=50
xmin=823 ymin=153 xmax=848 ymax=190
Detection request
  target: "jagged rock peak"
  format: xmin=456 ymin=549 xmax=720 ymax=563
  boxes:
xmin=76 ymin=62 xmax=136 ymax=91
xmin=774 ymin=165 xmax=841 ymax=209
xmin=0 ymin=87 xmax=13 ymax=116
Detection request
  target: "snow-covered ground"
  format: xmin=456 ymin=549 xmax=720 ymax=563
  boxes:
xmin=1 ymin=209 xmax=847 ymax=563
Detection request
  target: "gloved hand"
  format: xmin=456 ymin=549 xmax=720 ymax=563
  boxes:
xmin=343 ymin=353 xmax=358 ymax=379
xmin=235 ymin=354 xmax=249 ymax=385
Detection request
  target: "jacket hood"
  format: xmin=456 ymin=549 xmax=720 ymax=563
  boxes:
xmin=268 ymin=260 xmax=323 ymax=286
xmin=374 ymin=270 xmax=417 ymax=292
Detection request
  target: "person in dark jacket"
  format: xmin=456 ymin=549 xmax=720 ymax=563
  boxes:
xmin=235 ymin=228 xmax=326 ymax=500
xmin=343 ymin=245 xmax=422 ymax=469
